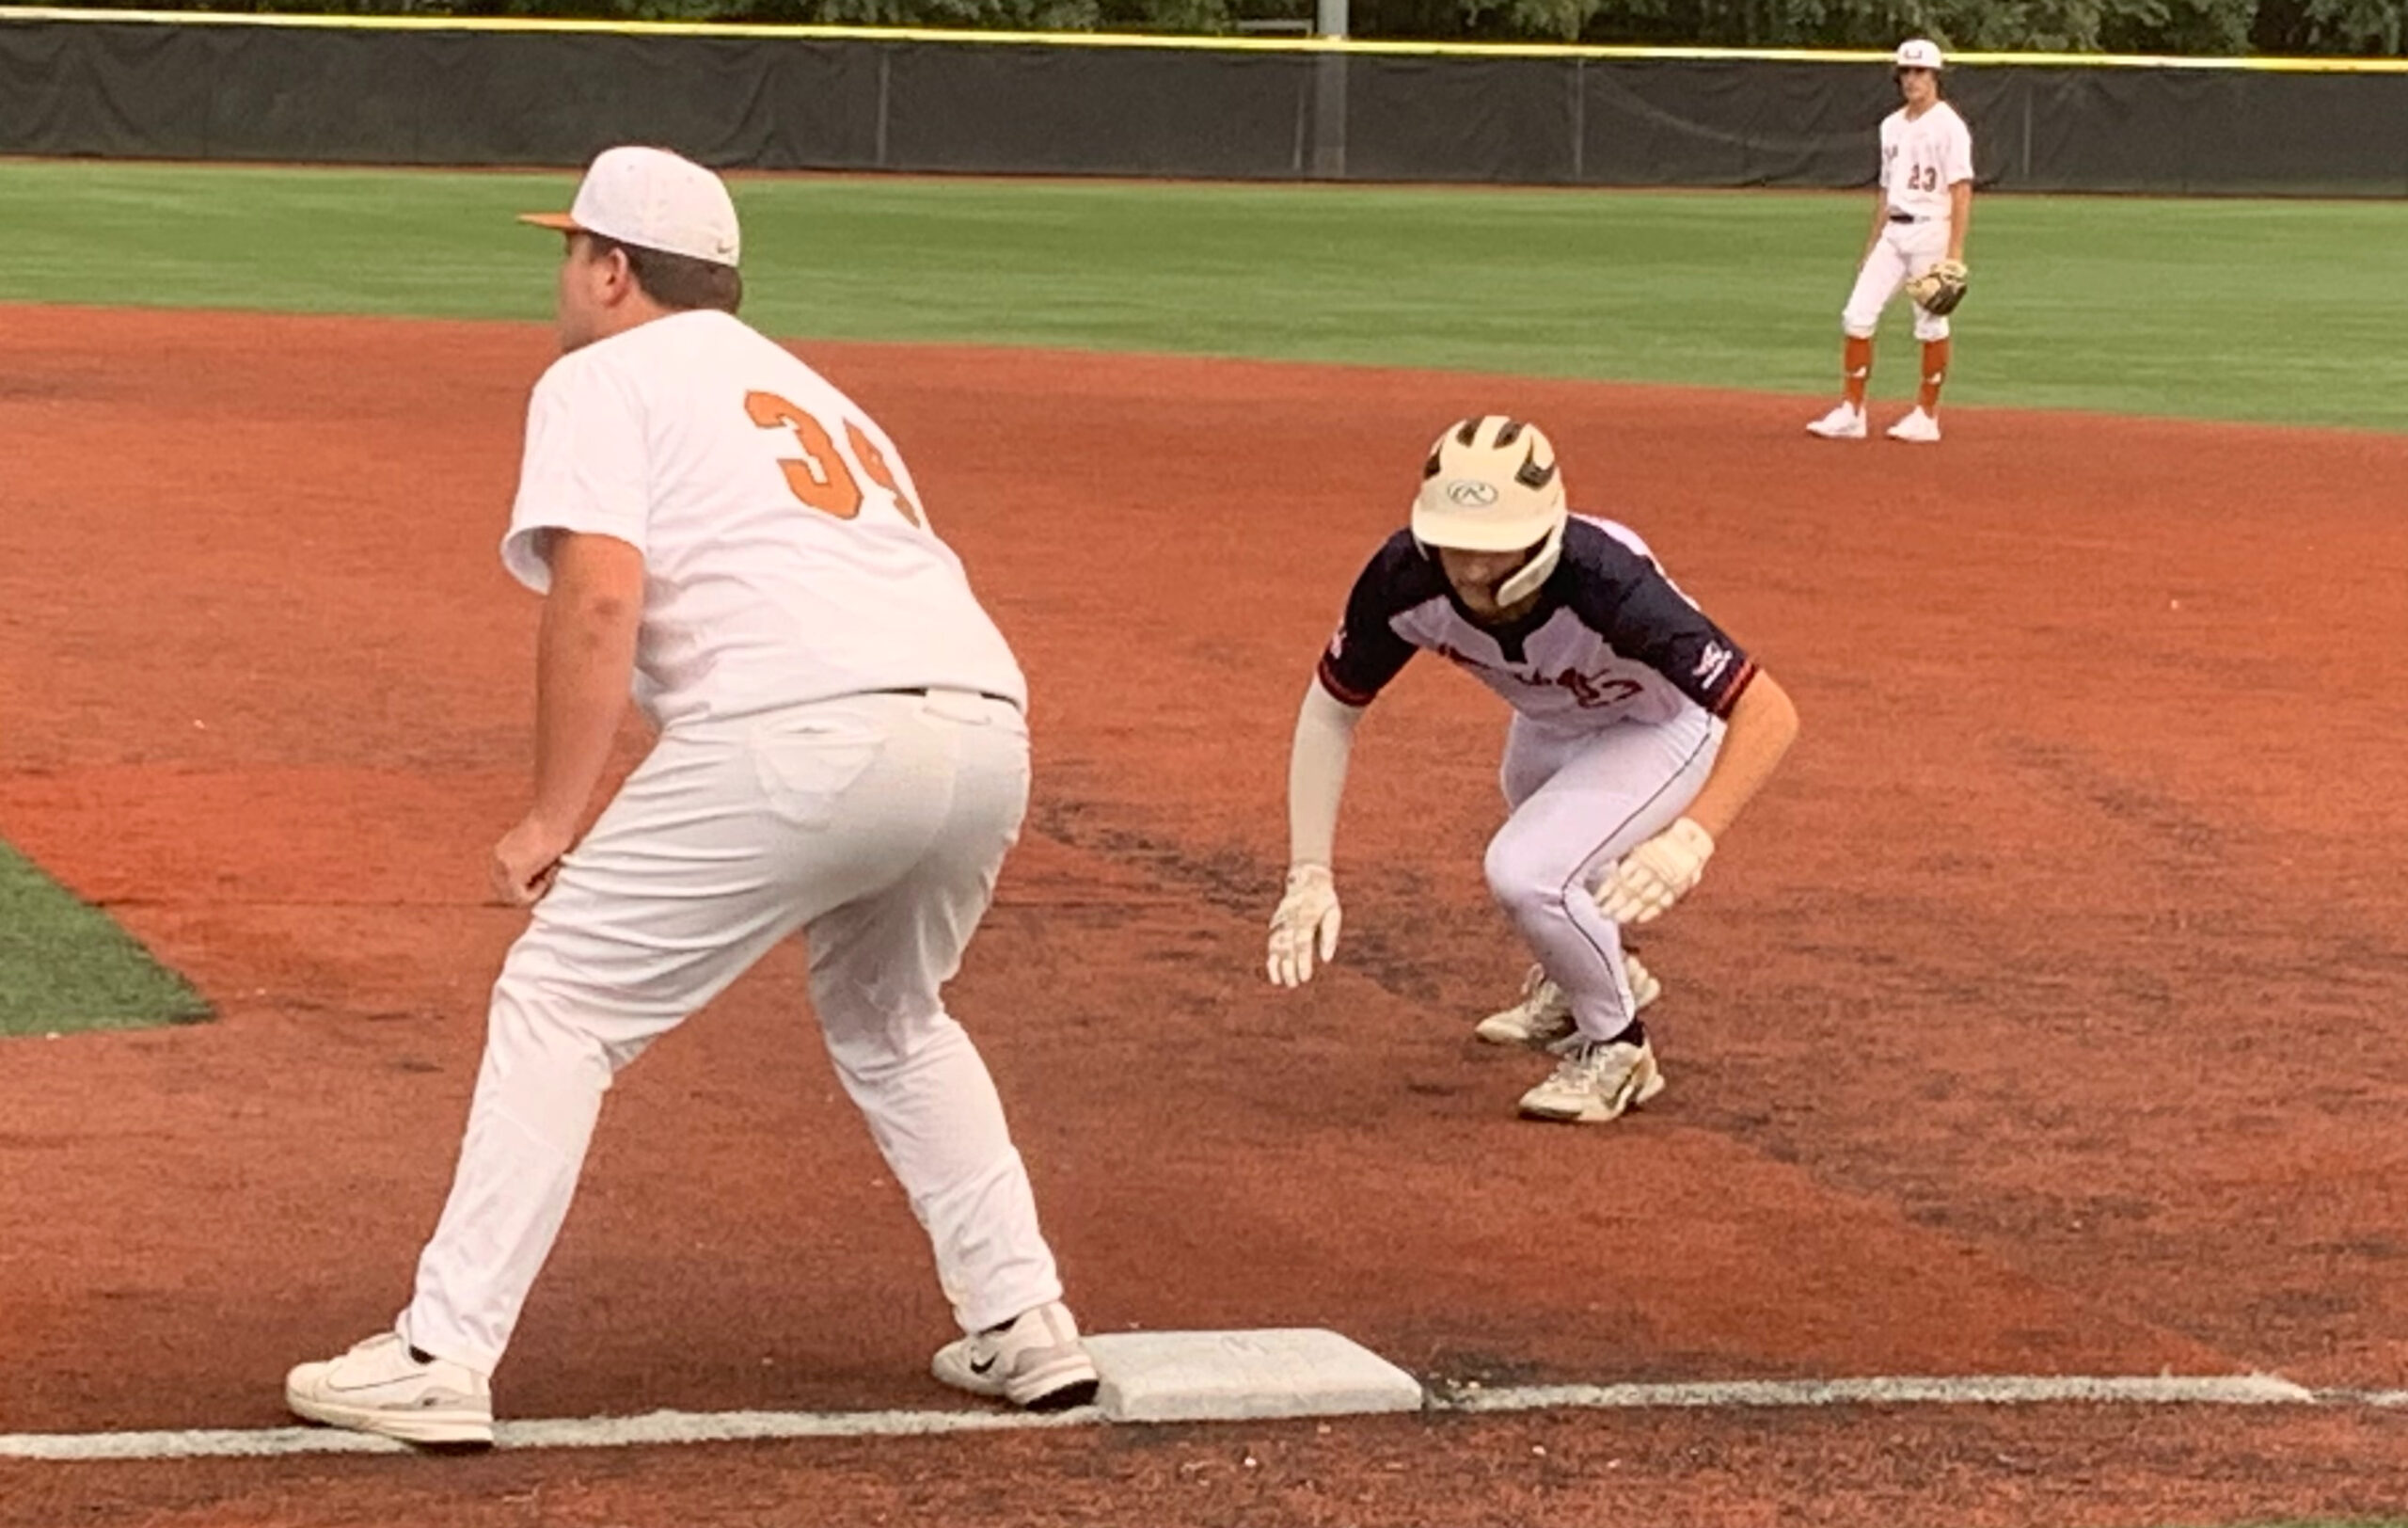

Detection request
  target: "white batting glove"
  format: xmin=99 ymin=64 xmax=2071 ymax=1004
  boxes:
xmin=1266 ymin=864 xmax=1342 ymax=988
xmin=1597 ymin=818 xmax=1716 ymax=926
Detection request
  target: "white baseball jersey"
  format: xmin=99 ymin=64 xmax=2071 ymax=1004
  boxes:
xmin=502 ymin=310 xmax=1026 ymax=729
xmin=409 ymin=306 xmax=1068 ymax=1377
xmin=1879 ymin=101 xmax=1974 ymax=220
xmin=1317 ymin=516 xmax=1756 ymax=731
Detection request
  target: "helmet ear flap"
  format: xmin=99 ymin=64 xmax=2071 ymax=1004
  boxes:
xmin=1493 ymin=517 xmax=1565 ymax=608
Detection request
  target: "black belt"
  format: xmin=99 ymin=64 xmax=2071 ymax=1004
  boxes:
xmin=1887 ymin=210 xmax=1921 ymax=224
xmin=872 ymin=686 xmax=1018 ymax=707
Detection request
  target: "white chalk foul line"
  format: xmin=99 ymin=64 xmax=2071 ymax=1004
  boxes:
xmin=2307 ymin=1389 xmax=2408 ymax=1409
xmin=0 ymin=1374 xmax=2330 ymax=1462
xmin=0 ymin=1406 xmax=1100 ymax=1461
xmin=1437 ymin=1373 xmax=2318 ymax=1412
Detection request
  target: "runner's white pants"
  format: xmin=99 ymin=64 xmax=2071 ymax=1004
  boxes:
xmin=1843 ymin=215 xmax=1954 ymax=342
xmin=1485 ymin=708 xmax=1724 ymax=1042
xmin=399 ymin=690 xmax=1064 ymax=1376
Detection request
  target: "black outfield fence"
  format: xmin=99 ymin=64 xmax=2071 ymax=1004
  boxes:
xmin=4 ymin=8 xmax=2406 ymax=194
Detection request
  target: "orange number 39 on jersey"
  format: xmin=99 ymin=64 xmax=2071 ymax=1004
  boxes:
xmin=743 ymin=390 xmax=925 ymax=528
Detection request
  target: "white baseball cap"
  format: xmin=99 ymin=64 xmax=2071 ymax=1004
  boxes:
xmin=520 ymin=146 xmax=741 ymax=268
xmin=1894 ymin=38 xmax=1945 ymax=71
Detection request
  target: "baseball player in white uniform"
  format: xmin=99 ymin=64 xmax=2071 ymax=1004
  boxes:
xmin=284 ymin=147 xmax=1097 ymax=1446
xmin=1807 ymin=39 xmax=1975 ymax=444
xmin=1265 ymin=417 xmax=1799 ymax=1123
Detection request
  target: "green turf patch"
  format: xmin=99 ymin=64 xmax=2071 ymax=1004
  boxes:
xmin=0 ymin=843 xmax=209 ymax=1037
xmin=0 ymin=161 xmax=2400 ymax=429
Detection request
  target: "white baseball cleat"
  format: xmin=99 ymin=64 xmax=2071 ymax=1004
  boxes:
xmin=1805 ymin=401 xmax=1868 ymax=439
xmin=1516 ymin=1033 xmax=1667 ymax=1123
xmin=1474 ymin=964 xmax=1573 ymax=1047
xmin=285 ymin=1331 xmax=495 ymax=1447
xmin=1473 ymin=956 xmax=1660 ymax=1048
xmin=1886 ymin=407 xmax=1942 ymax=443
xmin=932 ymin=1300 xmax=1100 ymax=1410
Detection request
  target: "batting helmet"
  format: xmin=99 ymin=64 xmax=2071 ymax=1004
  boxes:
xmin=1410 ymin=415 xmax=1568 ymax=607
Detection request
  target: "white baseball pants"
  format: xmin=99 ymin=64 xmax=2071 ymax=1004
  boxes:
xmin=1843 ymin=216 xmax=1954 ymax=342
xmin=399 ymin=690 xmax=1064 ymax=1376
xmin=1484 ymin=708 xmax=1724 ymax=1043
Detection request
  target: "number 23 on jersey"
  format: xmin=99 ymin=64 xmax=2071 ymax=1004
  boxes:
xmin=1887 ymin=148 xmax=1941 ymax=194
xmin=744 ymin=390 xmax=924 ymax=527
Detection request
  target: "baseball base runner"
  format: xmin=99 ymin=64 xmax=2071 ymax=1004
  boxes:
xmin=1265 ymin=417 xmax=1800 ymax=1124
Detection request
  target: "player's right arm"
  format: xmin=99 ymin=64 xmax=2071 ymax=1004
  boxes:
xmin=1862 ymin=120 xmax=1893 ymax=259
xmin=496 ymin=531 xmax=644 ymax=905
xmin=1265 ymin=684 xmax=1360 ymax=988
xmin=1861 ymin=184 xmax=1889 ymax=261
xmin=1266 ymin=537 xmax=1422 ymax=988
xmin=492 ymin=357 xmax=653 ymax=905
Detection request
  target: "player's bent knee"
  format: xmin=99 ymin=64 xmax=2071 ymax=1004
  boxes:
xmin=1483 ymin=842 xmax=1577 ymax=925
xmin=485 ymin=963 xmax=667 ymax=1080
xmin=1481 ymin=839 xmax=1533 ymax=910
xmin=823 ymin=1005 xmax=968 ymax=1084
xmin=1913 ymin=313 xmax=1952 ymax=342
xmin=484 ymin=982 xmax=617 ymax=1084
xmin=1841 ymin=314 xmax=1880 ymax=340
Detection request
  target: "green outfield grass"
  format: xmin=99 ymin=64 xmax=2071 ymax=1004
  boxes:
xmin=0 ymin=160 xmax=2400 ymax=429
xmin=0 ymin=844 xmax=209 ymax=1037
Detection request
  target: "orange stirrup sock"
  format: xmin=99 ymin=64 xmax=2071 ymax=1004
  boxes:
xmin=1843 ymin=336 xmax=1873 ymax=408
xmin=1919 ymin=339 xmax=1952 ymax=411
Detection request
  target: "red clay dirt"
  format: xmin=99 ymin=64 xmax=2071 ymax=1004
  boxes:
xmin=1 ymin=304 xmax=2403 ymax=1525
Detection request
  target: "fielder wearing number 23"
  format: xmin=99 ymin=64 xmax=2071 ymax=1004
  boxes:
xmin=1807 ymin=38 xmax=1975 ymax=445
xmin=284 ymin=147 xmax=1097 ymax=1447
xmin=1267 ymin=417 xmax=1800 ymax=1124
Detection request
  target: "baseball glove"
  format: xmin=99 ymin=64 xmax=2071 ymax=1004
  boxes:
xmin=1905 ymin=259 xmax=1970 ymax=316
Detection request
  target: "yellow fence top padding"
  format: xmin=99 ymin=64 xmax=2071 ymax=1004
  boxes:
xmin=3 ymin=5 xmax=2405 ymax=71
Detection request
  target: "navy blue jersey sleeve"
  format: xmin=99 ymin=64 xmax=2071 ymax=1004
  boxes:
xmin=1562 ymin=524 xmax=1759 ymax=717
xmin=1314 ymin=532 xmax=1436 ymax=708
